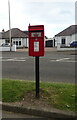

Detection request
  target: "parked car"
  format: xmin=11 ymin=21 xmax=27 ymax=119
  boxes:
xmin=1 ymin=43 xmax=10 ymax=47
xmin=70 ymin=41 xmax=77 ymax=47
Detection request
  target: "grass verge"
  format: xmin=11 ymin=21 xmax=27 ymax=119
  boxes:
xmin=2 ymin=79 xmax=77 ymax=112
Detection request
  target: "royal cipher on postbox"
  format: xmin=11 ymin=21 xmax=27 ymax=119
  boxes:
xmin=28 ymin=25 xmax=44 ymax=56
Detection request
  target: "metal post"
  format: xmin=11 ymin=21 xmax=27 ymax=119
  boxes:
xmin=35 ymin=56 xmax=39 ymax=98
xmin=8 ymin=0 xmax=11 ymax=51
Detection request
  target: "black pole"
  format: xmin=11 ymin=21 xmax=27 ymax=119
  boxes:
xmin=35 ymin=56 xmax=39 ymax=98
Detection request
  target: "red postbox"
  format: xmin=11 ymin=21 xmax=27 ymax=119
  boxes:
xmin=28 ymin=25 xmax=44 ymax=56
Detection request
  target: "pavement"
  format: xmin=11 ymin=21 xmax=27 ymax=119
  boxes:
xmin=0 ymin=101 xmax=76 ymax=119
xmin=16 ymin=47 xmax=77 ymax=52
xmin=16 ymin=47 xmax=57 ymax=52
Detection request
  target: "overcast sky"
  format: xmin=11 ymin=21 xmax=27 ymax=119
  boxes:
xmin=0 ymin=0 xmax=76 ymax=37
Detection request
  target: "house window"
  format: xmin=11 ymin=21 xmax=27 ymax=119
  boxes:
xmin=61 ymin=38 xmax=66 ymax=45
xmin=5 ymin=39 xmax=10 ymax=43
xmin=16 ymin=41 xmax=18 ymax=45
xmin=19 ymin=41 xmax=21 ymax=46
xmin=13 ymin=41 xmax=15 ymax=45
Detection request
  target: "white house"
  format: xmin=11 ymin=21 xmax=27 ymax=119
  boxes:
xmin=0 ymin=32 xmax=5 ymax=45
xmin=54 ymin=25 xmax=77 ymax=47
xmin=1 ymin=28 xmax=28 ymax=48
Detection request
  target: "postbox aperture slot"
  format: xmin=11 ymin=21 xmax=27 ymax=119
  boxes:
xmin=31 ymin=32 xmax=41 ymax=37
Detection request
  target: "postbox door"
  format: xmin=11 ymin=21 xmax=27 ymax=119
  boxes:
xmin=29 ymin=37 xmax=44 ymax=56
xmin=28 ymin=25 xmax=44 ymax=56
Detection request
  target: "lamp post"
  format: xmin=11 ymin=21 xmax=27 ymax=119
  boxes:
xmin=8 ymin=0 xmax=11 ymax=51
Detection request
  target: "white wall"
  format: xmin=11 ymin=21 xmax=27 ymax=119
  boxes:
xmin=0 ymin=39 xmax=5 ymax=46
xmin=71 ymin=34 xmax=77 ymax=42
xmin=55 ymin=34 xmax=77 ymax=47
xmin=65 ymin=36 xmax=71 ymax=46
xmin=55 ymin=36 xmax=60 ymax=47
xmin=12 ymin=38 xmax=29 ymax=48
xmin=12 ymin=38 xmax=22 ymax=47
xmin=22 ymin=38 xmax=29 ymax=47
xmin=0 ymin=37 xmax=29 ymax=48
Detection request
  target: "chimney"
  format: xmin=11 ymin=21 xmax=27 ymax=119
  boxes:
xmin=2 ymin=29 xmax=5 ymax=33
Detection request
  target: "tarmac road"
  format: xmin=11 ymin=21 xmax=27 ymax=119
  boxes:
xmin=2 ymin=110 xmax=56 ymax=120
xmin=1 ymin=50 xmax=76 ymax=83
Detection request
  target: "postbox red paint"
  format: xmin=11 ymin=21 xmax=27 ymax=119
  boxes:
xmin=28 ymin=25 xmax=44 ymax=56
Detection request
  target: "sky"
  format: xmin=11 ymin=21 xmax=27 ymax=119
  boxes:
xmin=0 ymin=0 xmax=76 ymax=38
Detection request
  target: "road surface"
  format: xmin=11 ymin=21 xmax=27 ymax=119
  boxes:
xmin=1 ymin=51 xmax=76 ymax=83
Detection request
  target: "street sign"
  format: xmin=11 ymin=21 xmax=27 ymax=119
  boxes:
xmin=28 ymin=25 xmax=44 ymax=56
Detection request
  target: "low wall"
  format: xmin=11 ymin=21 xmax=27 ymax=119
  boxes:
xmin=0 ymin=45 xmax=16 ymax=51
xmin=57 ymin=44 xmax=77 ymax=51
xmin=57 ymin=47 xmax=77 ymax=51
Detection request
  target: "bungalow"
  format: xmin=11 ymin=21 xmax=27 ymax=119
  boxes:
xmin=1 ymin=28 xmax=47 ymax=48
xmin=1 ymin=28 xmax=28 ymax=48
xmin=54 ymin=25 xmax=77 ymax=47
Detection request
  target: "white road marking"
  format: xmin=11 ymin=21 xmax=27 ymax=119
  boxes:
xmin=51 ymin=58 xmax=70 ymax=62
xmin=61 ymin=60 xmax=77 ymax=63
xmin=0 ymin=57 xmax=33 ymax=62
xmin=56 ymin=58 xmax=70 ymax=61
xmin=0 ymin=57 xmax=76 ymax=62
xmin=7 ymin=59 xmax=15 ymax=61
xmin=50 ymin=58 xmax=76 ymax=63
xmin=0 ymin=57 xmax=26 ymax=62
xmin=7 ymin=59 xmax=26 ymax=62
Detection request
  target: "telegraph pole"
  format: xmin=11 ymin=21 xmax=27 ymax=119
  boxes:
xmin=8 ymin=0 xmax=11 ymax=51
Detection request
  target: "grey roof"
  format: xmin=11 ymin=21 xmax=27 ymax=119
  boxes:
xmin=0 ymin=32 xmax=2 ymax=39
xmin=2 ymin=28 xmax=28 ymax=39
xmin=23 ymin=31 xmax=28 ymax=35
xmin=55 ymin=25 xmax=77 ymax=36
